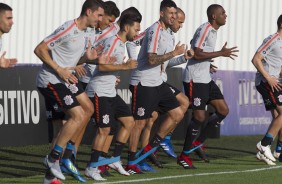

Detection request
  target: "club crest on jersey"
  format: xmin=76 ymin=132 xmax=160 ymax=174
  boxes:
xmin=278 ymin=95 xmax=282 ymax=102
xmin=137 ymin=107 xmax=145 ymax=117
xmin=102 ymin=114 xmax=110 ymax=124
xmin=63 ymin=95 xmax=74 ymax=106
xmin=53 ymin=103 xmax=59 ymax=111
xmin=67 ymin=84 xmax=78 ymax=94
xmin=194 ymin=97 xmax=201 ymax=107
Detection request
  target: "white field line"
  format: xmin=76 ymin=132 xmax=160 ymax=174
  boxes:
xmin=98 ymin=166 xmax=282 ymax=184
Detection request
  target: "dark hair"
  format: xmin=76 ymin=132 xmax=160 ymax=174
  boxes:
xmin=119 ymin=7 xmax=142 ymax=22
xmin=277 ymin=14 xmax=282 ymax=30
xmin=104 ymin=1 xmax=120 ymax=18
xmin=80 ymin=0 xmax=104 ymax=16
xmin=119 ymin=14 xmax=141 ymax=31
xmin=207 ymin=4 xmax=223 ymax=21
xmin=0 ymin=3 xmax=12 ymax=14
xmin=160 ymin=0 xmax=177 ymax=12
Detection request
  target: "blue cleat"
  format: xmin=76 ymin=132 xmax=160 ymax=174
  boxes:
xmin=160 ymin=139 xmax=177 ymax=158
xmin=60 ymin=158 xmax=80 ymax=176
xmin=60 ymin=159 xmax=87 ymax=182
xmin=138 ymin=162 xmax=158 ymax=172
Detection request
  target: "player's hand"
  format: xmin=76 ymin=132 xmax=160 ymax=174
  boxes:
xmin=266 ymin=76 xmax=282 ymax=92
xmin=220 ymin=42 xmax=239 ymax=60
xmin=56 ymin=66 xmax=78 ymax=84
xmin=74 ymin=65 xmax=87 ymax=77
xmin=0 ymin=51 xmax=17 ymax=68
xmin=184 ymin=45 xmax=194 ymax=60
xmin=115 ymin=76 xmax=121 ymax=87
xmin=125 ymin=59 xmax=138 ymax=69
xmin=85 ymin=40 xmax=99 ymax=60
xmin=210 ymin=63 xmax=218 ymax=74
xmin=173 ymin=42 xmax=186 ymax=56
xmin=95 ymin=44 xmax=104 ymax=57
xmin=97 ymin=53 xmax=116 ymax=65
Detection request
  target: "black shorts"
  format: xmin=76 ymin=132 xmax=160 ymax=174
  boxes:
xmin=91 ymin=94 xmax=132 ymax=128
xmin=130 ymin=82 xmax=180 ymax=120
xmin=256 ymin=81 xmax=282 ymax=111
xmin=38 ymin=82 xmax=84 ymax=111
xmin=165 ymin=83 xmax=181 ymax=96
xmin=183 ymin=80 xmax=224 ymax=110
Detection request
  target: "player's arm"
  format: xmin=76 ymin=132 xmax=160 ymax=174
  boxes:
xmin=252 ymin=52 xmax=281 ymax=91
xmin=34 ymin=41 xmax=77 ymax=84
xmin=194 ymin=42 xmax=238 ymax=61
xmin=148 ymin=42 xmax=185 ymax=65
xmin=98 ymin=58 xmax=137 ymax=72
xmin=167 ymin=47 xmax=194 ymax=68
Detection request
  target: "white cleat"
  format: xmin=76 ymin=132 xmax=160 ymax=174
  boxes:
xmin=85 ymin=167 xmax=107 ymax=181
xmin=108 ymin=160 xmax=130 ymax=176
xmin=256 ymin=141 xmax=276 ymax=162
xmin=44 ymin=155 xmax=65 ymax=181
xmin=273 ymin=150 xmax=281 ymax=159
xmin=256 ymin=151 xmax=276 ymax=166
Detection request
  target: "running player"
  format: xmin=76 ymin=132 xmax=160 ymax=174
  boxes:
xmin=180 ymin=4 xmax=238 ymax=169
xmin=34 ymin=0 xmax=105 ymax=183
xmin=84 ymin=14 xmax=140 ymax=181
xmin=253 ymin=14 xmax=282 ymax=166
xmin=125 ymin=0 xmax=187 ymax=174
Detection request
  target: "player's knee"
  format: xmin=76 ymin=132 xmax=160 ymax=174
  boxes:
xmin=170 ymin=107 xmax=184 ymax=122
xmin=194 ymin=114 xmax=206 ymax=123
xmin=83 ymin=102 xmax=94 ymax=117
xmin=135 ymin=119 xmax=146 ymax=130
xmin=98 ymin=127 xmax=111 ymax=136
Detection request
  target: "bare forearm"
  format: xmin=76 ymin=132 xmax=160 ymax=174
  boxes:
xmin=98 ymin=63 xmax=129 ymax=72
xmin=194 ymin=50 xmax=222 ymax=61
xmin=148 ymin=51 xmax=176 ymax=65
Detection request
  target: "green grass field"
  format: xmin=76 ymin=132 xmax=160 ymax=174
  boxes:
xmin=0 ymin=135 xmax=280 ymax=184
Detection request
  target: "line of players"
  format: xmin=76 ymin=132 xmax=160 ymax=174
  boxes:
xmin=32 ymin=0 xmax=282 ymax=184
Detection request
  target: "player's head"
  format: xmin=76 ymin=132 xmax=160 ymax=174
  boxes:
xmin=118 ymin=7 xmax=142 ymax=24
xmin=0 ymin=3 xmax=13 ymax=35
xmin=98 ymin=1 xmax=120 ymax=29
xmin=119 ymin=14 xmax=141 ymax=42
xmin=207 ymin=4 xmax=226 ymax=28
xmin=80 ymin=0 xmax=105 ymax=28
xmin=159 ymin=0 xmax=177 ymax=27
xmin=277 ymin=14 xmax=282 ymax=31
xmin=170 ymin=8 xmax=185 ymax=33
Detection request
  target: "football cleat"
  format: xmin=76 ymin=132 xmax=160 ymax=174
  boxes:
xmin=85 ymin=167 xmax=106 ymax=181
xmin=138 ymin=162 xmax=158 ymax=172
xmin=60 ymin=158 xmax=80 ymax=176
xmin=125 ymin=164 xmax=143 ymax=175
xmin=160 ymin=139 xmax=177 ymax=158
xmin=273 ymin=150 xmax=281 ymax=159
xmin=108 ymin=160 xmax=130 ymax=176
xmin=256 ymin=151 xmax=276 ymax=166
xmin=192 ymin=140 xmax=209 ymax=163
xmin=98 ymin=165 xmax=114 ymax=177
xmin=177 ymin=153 xmax=196 ymax=169
xmin=147 ymin=153 xmax=163 ymax=168
xmin=256 ymin=141 xmax=276 ymax=162
xmin=44 ymin=155 xmax=65 ymax=181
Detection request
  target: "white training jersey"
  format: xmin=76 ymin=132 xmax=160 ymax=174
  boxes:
xmin=255 ymin=33 xmax=282 ymax=85
xmin=183 ymin=22 xmax=217 ymax=84
xmin=86 ymin=35 xmax=125 ymax=97
xmin=80 ymin=23 xmax=120 ymax=83
xmin=134 ymin=21 xmax=175 ymax=87
xmin=37 ymin=19 xmax=94 ymax=88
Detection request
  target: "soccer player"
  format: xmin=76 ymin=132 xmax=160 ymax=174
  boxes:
xmin=0 ymin=3 xmax=17 ymax=68
xmin=84 ymin=14 xmax=140 ymax=181
xmin=34 ymin=0 xmax=105 ymax=183
xmin=180 ymin=4 xmax=238 ymax=169
xmin=253 ymin=14 xmax=282 ymax=166
xmin=125 ymin=0 xmax=188 ymax=174
xmin=127 ymin=7 xmax=191 ymax=172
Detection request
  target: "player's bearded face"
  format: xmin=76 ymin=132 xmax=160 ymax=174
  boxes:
xmin=126 ymin=22 xmax=140 ymax=41
xmin=161 ymin=7 xmax=177 ymax=26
